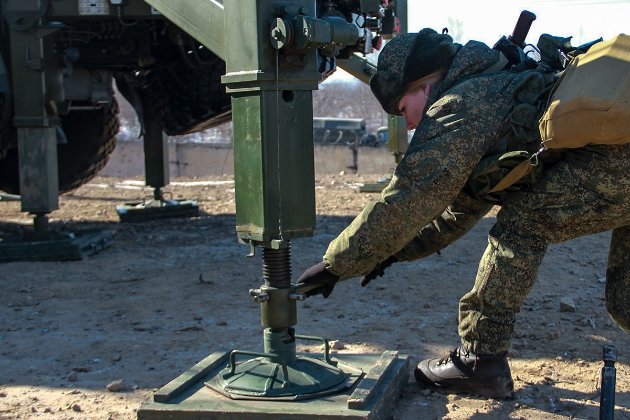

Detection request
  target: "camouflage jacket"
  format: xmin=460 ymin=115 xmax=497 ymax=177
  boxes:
xmin=324 ymin=41 xmax=557 ymax=279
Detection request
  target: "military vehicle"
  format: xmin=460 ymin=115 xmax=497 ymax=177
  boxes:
xmin=1 ymin=1 xmax=417 ymax=417
xmin=0 ymin=0 xmax=405 ymax=256
xmin=0 ymin=0 xmax=399 ymax=196
xmin=0 ymin=0 xmax=233 ymax=195
xmin=313 ymin=117 xmax=367 ymax=146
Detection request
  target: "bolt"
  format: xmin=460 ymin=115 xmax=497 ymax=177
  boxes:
xmin=249 ymin=288 xmax=270 ymax=303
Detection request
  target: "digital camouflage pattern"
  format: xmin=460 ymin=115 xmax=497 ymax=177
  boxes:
xmin=605 ymin=225 xmax=630 ymax=336
xmin=369 ymin=29 xmax=459 ymax=116
xmin=324 ymin=40 xmax=550 ymax=277
xmin=459 ymin=143 xmax=630 ymax=353
xmin=323 ymin=40 xmax=630 ymax=353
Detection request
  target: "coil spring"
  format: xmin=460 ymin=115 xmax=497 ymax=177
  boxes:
xmin=262 ymin=245 xmax=291 ymax=288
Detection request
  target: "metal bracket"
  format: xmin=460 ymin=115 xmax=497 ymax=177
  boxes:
xmin=2 ymin=0 xmax=48 ymax=31
xmin=12 ymin=116 xmax=57 ymax=128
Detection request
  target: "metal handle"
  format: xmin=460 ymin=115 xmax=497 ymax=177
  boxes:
xmin=225 ymin=350 xmax=290 ymax=387
xmin=509 ymin=10 xmax=536 ymax=48
xmin=295 ymin=334 xmax=337 ymax=366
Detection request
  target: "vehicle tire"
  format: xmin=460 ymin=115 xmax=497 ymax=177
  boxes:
xmin=57 ymin=100 xmax=119 ymax=193
xmin=142 ymin=51 xmax=231 ymax=136
xmin=0 ymin=100 xmax=119 ymax=195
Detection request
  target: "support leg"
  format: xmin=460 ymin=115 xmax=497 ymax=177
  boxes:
xmin=17 ymin=127 xmax=58 ymax=215
xmin=116 ymin=96 xmax=198 ymax=222
xmin=141 ymin=96 xmax=169 ymax=193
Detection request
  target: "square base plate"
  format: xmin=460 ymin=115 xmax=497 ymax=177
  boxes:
xmin=138 ymin=350 xmax=410 ymax=420
xmin=0 ymin=229 xmax=113 ymax=262
xmin=116 ymin=200 xmax=199 ymax=223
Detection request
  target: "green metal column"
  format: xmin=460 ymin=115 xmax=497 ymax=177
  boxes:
xmin=16 ymin=127 xmax=58 ymax=213
xmin=7 ymin=0 xmax=60 ymax=214
xmin=222 ymin=0 xmax=318 ymax=246
xmin=387 ymin=114 xmax=408 ymax=164
xmin=141 ymin=96 xmax=169 ymax=191
xmin=387 ymin=0 xmax=407 ymax=164
xmin=134 ymin=2 xmax=414 ymax=414
xmin=231 ymin=90 xmax=316 ymax=243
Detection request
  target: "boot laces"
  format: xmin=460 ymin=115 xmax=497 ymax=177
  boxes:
xmin=437 ymin=346 xmax=471 ymax=366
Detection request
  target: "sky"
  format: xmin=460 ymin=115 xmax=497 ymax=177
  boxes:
xmin=328 ymin=0 xmax=630 ymax=82
xmin=407 ymin=0 xmax=630 ymax=46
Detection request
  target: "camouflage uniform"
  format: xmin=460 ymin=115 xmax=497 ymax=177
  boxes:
xmin=323 ymin=40 xmax=630 ymax=354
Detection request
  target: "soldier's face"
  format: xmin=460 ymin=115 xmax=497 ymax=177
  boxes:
xmin=397 ymin=84 xmax=430 ymax=130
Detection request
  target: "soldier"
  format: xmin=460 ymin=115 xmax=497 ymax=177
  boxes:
xmin=296 ymin=28 xmax=630 ymax=398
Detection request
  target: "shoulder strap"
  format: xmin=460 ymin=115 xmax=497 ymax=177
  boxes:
xmin=489 ymin=159 xmax=532 ymax=193
xmin=482 ymin=52 xmax=509 ymax=75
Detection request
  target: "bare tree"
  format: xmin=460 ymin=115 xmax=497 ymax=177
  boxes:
xmin=447 ymin=18 xmax=465 ymax=43
xmin=314 ymin=80 xmax=387 ymax=134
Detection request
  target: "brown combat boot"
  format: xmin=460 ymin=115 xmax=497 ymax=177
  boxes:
xmin=414 ymin=346 xmax=515 ymax=399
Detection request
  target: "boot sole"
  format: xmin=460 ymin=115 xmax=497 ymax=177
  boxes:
xmin=414 ymin=368 xmax=515 ymax=400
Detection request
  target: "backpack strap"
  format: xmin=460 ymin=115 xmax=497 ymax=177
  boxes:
xmin=489 ymin=147 xmax=545 ymax=193
xmin=482 ymin=52 xmax=509 ymax=75
xmin=489 ymin=160 xmax=532 ymax=193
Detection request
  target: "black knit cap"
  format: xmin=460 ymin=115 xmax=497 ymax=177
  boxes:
xmin=370 ymin=28 xmax=458 ymax=115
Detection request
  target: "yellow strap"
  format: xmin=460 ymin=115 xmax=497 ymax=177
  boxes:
xmin=489 ymin=160 xmax=533 ymax=193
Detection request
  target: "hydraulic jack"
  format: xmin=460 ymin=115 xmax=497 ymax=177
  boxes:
xmin=137 ymin=1 xmax=409 ymax=419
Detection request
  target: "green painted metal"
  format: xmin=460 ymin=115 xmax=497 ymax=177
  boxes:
xmin=17 ymin=127 xmax=58 ymax=213
xmin=0 ymin=229 xmax=113 ymax=262
xmin=0 ymin=192 xmax=21 ymax=201
xmin=258 ymin=286 xmax=297 ymax=329
xmin=2 ymin=0 xmax=47 ymax=32
xmin=232 ymin=90 xmax=316 ymax=243
xmin=347 ymin=350 xmax=398 ymax=409
xmin=8 ymin=16 xmax=57 ymax=127
xmin=209 ymin=354 xmax=349 ymax=399
xmin=221 ymin=0 xmax=320 ymax=91
xmin=337 ymin=53 xmax=377 ymax=84
xmin=143 ymin=0 xmax=226 ymax=61
xmin=387 ymin=115 xmax=407 ymax=163
xmin=6 ymin=5 xmax=61 ymax=214
xmin=115 ymin=199 xmax=199 ymax=223
xmin=142 ymin=95 xmax=169 ymax=190
xmin=138 ymin=351 xmax=410 ymax=419
xmin=356 ymin=115 xmax=406 ymax=193
xmin=205 ymin=330 xmax=352 ymax=400
xmin=124 ymin=0 xmax=412 ymax=416
xmin=153 ymin=351 xmax=230 ymax=403
xmin=223 ymin=0 xmax=318 ymax=243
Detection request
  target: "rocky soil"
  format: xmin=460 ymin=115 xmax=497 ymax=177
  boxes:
xmin=0 ymin=174 xmax=628 ymax=419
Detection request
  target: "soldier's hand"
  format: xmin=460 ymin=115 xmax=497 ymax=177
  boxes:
xmin=360 ymin=256 xmax=398 ymax=287
xmin=296 ymin=262 xmax=339 ymax=298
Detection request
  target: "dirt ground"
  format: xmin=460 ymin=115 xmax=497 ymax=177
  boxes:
xmin=0 ymin=174 xmax=628 ymax=420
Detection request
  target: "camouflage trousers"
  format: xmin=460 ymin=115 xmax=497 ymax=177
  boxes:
xmin=459 ymin=144 xmax=630 ymax=354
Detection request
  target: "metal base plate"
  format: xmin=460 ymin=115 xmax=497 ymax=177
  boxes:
xmin=356 ymin=183 xmax=387 ymax=193
xmin=138 ymin=350 xmax=410 ymax=420
xmin=356 ymin=174 xmax=392 ymax=193
xmin=116 ymin=199 xmax=199 ymax=223
xmin=0 ymin=229 xmax=113 ymax=262
xmin=206 ymin=355 xmax=357 ymax=400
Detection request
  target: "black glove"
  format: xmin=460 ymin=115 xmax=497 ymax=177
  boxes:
xmin=360 ymin=256 xmax=398 ymax=287
xmin=296 ymin=262 xmax=339 ymax=298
